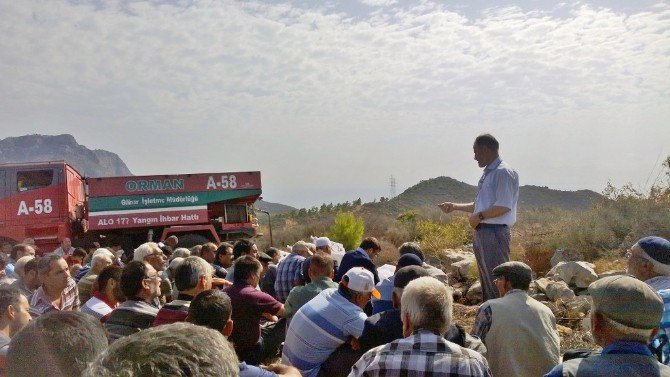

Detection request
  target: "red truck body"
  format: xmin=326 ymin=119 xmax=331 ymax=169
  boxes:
xmin=0 ymin=161 xmax=262 ymax=253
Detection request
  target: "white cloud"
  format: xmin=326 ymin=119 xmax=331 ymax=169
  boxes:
xmin=0 ymin=0 xmax=668 ymax=206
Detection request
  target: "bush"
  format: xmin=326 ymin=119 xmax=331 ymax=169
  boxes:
xmin=414 ymin=216 xmax=472 ymax=258
xmin=326 ymin=212 xmax=365 ymax=251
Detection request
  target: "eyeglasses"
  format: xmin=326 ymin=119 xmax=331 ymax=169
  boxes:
xmin=144 ymin=275 xmax=160 ymax=281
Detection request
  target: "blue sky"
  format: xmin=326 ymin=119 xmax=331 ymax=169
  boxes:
xmin=1 ymin=0 xmax=669 ymax=207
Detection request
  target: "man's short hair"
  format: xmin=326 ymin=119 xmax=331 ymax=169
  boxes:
xmin=82 ymin=322 xmax=238 ymax=377
xmin=215 ymin=242 xmax=233 ymax=259
xmin=473 ymin=133 xmax=499 ymax=151
xmin=233 ymin=255 xmax=261 ymax=282
xmin=97 ymin=265 xmax=123 ymax=293
xmin=10 ymin=244 xmax=31 ymax=261
xmin=398 ymin=242 xmax=424 ymax=262
xmin=14 ymin=255 xmax=35 ymax=275
xmin=23 ymin=257 xmax=38 ymax=274
xmin=401 ymin=277 xmax=452 ymax=334
xmin=91 ymin=253 xmax=112 ymax=269
xmin=7 ymin=311 xmax=108 ymax=377
xmin=37 ymin=254 xmax=63 ymax=274
xmin=201 ymin=242 xmax=217 ymax=253
xmin=233 ymin=239 xmax=254 ymax=260
xmin=174 ymin=256 xmax=213 ymax=292
xmin=360 ymin=237 xmax=381 ymax=251
xmin=265 ymin=247 xmax=280 ymax=259
xmin=309 ymin=252 xmax=333 ymax=278
xmin=133 ymin=242 xmax=161 ymax=261
xmin=171 ymin=247 xmax=191 ymax=259
xmin=188 ymin=290 xmax=232 ymax=332
xmin=72 ymin=247 xmax=88 ymax=259
xmin=120 ymin=261 xmax=150 ymax=298
xmin=0 ymin=286 xmax=24 ymax=318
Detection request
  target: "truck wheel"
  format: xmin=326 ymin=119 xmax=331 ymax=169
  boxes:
xmin=175 ymin=234 xmax=210 ymax=249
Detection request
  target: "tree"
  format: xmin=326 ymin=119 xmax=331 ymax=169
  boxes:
xmin=326 ymin=212 xmax=364 ymax=251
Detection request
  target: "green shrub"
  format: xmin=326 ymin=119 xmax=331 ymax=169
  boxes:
xmin=326 ymin=212 xmax=365 ymax=250
xmin=414 ymin=216 xmax=472 ymax=257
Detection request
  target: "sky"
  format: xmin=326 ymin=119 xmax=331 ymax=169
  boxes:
xmin=1 ymin=0 xmax=669 ymax=208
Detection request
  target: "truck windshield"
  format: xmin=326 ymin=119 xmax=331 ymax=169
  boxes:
xmin=17 ymin=170 xmax=54 ymax=192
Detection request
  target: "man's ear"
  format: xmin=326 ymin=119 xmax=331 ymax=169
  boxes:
xmin=6 ymin=304 xmax=16 ymax=321
xmin=223 ymin=319 xmax=234 ymax=337
xmin=402 ymin=312 xmax=411 ymax=337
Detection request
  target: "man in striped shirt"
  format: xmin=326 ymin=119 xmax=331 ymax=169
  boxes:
xmin=29 ymin=254 xmax=80 ymax=318
xmin=274 ymin=242 xmax=311 ymax=302
xmin=282 ymin=267 xmax=379 ymax=377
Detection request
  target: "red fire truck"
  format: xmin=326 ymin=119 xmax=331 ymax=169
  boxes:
xmin=0 ymin=161 xmax=262 ymax=253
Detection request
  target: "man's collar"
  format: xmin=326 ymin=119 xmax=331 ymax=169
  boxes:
xmin=485 ymin=157 xmax=502 ymax=171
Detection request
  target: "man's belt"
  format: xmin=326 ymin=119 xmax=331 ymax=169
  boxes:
xmin=476 ymin=223 xmax=508 ymax=229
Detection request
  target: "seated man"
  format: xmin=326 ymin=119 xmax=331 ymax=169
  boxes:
xmin=351 ymin=277 xmax=491 ymax=376
xmin=77 ymin=252 xmax=114 ymax=304
xmin=223 ymin=255 xmax=285 ymax=365
xmin=284 ymin=252 xmax=338 ymax=322
xmin=9 ymin=256 xmax=39 ymax=300
xmin=153 ymin=256 xmax=213 ymax=326
xmin=275 ymin=242 xmax=310 ymax=302
xmin=82 ymin=322 xmax=238 ymax=376
xmin=212 ymin=242 xmax=233 ymax=279
xmin=358 ymin=266 xmax=486 ymax=356
xmin=5 ymin=244 xmax=36 ymax=279
xmin=472 ymin=261 xmax=559 ymax=377
xmin=6 ymin=311 xmax=108 ymax=377
xmin=545 ymin=275 xmax=670 ymax=376
xmin=0 ymin=287 xmax=31 ymax=355
xmin=104 ymin=261 xmax=161 ymax=341
xmin=335 ymin=237 xmax=381 ymax=283
xmin=282 ymin=267 xmax=379 ymax=377
xmin=371 ymin=252 xmax=423 ymax=314
xmin=30 ymin=254 xmax=79 ymax=317
xmin=187 ymin=289 xmax=301 ymax=377
xmin=81 ymin=265 xmax=123 ymax=320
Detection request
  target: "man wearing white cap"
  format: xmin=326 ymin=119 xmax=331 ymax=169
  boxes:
xmin=282 ymin=267 xmax=380 ymax=377
xmin=315 ymin=237 xmax=339 ymax=278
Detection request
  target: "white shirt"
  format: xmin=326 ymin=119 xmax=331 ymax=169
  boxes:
xmin=473 ymin=157 xmax=519 ymax=226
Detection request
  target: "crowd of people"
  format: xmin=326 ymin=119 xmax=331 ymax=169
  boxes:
xmin=0 ymin=233 xmax=668 ymax=376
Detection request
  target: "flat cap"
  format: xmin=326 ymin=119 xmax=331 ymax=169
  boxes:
xmin=637 ymin=236 xmax=670 ymax=265
xmin=589 ymin=275 xmax=663 ymax=330
xmin=397 ymin=253 xmax=423 ymax=269
xmin=394 ymin=266 xmax=430 ymax=289
xmin=492 ymin=261 xmax=532 ymax=285
xmin=258 ymin=252 xmax=273 ymax=263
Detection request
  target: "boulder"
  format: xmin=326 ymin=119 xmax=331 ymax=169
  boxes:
xmin=530 ymin=293 xmax=549 ymax=302
xmin=452 ymin=258 xmax=477 ymax=280
xmin=465 ymin=281 xmax=483 ymax=304
xmin=598 ymin=270 xmax=626 ymax=279
xmin=542 ymin=301 xmax=561 ymax=318
xmin=549 ymin=261 xmax=598 ymax=288
xmin=533 ymin=278 xmax=551 ymax=294
xmin=563 ymin=296 xmax=591 ymax=318
xmin=557 ymin=324 xmax=574 ymax=336
xmin=550 ymin=249 xmax=584 ymax=267
xmin=545 ymin=280 xmax=576 ymax=302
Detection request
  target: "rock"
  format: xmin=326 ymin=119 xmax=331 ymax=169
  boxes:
xmin=531 ymin=293 xmax=548 ymax=302
xmin=534 ymin=278 xmax=551 ymax=294
xmin=465 ymin=281 xmax=483 ymax=304
xmin=545 ymin=280 xmax=576 ymax=302
xmin=550 ymin=249 xmax=584 ymax=267
xmin=557 ymin=324 xmax=574 ymax=336
xmin=441 ymin=249 xmax=474 ymax=265
xmin=564 ymin=296 xmax=591 ymax=318
xmin=452 ymin=258 xmax=476 ymax=280
xmin=597 ymin=270 xmax=626 ymax=279
xmin=549 ymin=261 xmax=598 ymax=288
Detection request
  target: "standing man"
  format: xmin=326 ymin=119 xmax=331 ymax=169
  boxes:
xmin=439 ymin=134 xmax=519 ymax=301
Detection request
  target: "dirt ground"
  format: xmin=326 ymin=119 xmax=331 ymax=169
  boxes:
xmin=452 ymin=303 xmax=599 ymax=355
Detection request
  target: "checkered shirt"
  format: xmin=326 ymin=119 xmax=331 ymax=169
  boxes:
xmin=29 ymin=277 xmax=80 ymax=318
xmin=274 ymin=253 xmax=305 ymax=302
xmin=349 ymin=330 xmax=492 ymax=377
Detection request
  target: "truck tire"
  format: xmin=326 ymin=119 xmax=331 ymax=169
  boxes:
xmin=175 ymin=233 xmax=210 ymax=249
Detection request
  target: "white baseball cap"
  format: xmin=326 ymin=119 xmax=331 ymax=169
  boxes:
xmin=344 ymin=267 xmax=381 ymax=299
xmin=315 ymin=237 xmax=331 ymax=248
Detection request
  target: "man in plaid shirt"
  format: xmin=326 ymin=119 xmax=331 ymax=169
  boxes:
xmin=350 ymin=277 xmax=491 ymax=377
xmin=274 ymin=241 xmax=311 ymax=302
xmin=29 ymin=254 xmax=80 ymax=318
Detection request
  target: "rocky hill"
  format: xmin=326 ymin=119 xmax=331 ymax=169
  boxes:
xmin=367 ymin=176 xmax=601 ymax=213
xmin=0 ymin=134 xmax=131 ymax=177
